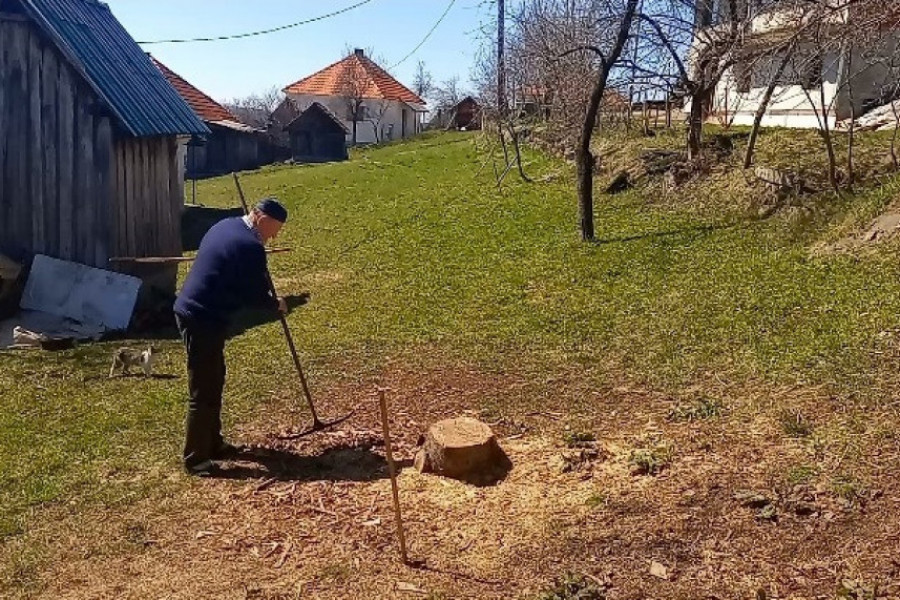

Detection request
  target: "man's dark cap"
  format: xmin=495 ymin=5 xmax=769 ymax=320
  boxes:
xmin=256 ymin=198 xmax=288 ymax=223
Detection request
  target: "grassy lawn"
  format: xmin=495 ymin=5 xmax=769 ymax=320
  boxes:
xmin=3 ymin=128 xmax=900 ymax=596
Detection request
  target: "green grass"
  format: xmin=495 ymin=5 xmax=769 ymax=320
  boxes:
xmin=3 ymin=128 xmax=900 ymax=556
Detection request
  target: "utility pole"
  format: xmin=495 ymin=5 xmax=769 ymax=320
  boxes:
xmin=497 ymin=0 xmax=507 ymax=117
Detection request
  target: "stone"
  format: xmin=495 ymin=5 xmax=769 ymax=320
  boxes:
xmin=734 ymin=490 xmax=771 ymax=509
xmin=604 ymin=170 xmax=632 ymax=194
xmin=414 ymin=417 xmax=511 ymax=485
xmin=649 ymin=561 xmax=669 ymax=580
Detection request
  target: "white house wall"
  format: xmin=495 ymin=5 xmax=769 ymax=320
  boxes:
xmin=286 ymin=94 xmax=422 ymax=144
xmin=688 ymin=2 xmax=899 ymax=129
xmin=707 ymin=49 xmax=843 ymax=129
xmin=707 ymin=31 xmax=900 ymax=129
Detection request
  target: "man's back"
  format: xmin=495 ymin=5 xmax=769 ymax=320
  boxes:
xmin=174 ymin=217 xmax=269 ymax=325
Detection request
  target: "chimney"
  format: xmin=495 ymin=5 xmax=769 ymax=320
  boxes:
xmin=354 ymin=48 xmax=364 ymax=57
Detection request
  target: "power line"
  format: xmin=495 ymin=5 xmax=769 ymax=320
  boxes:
xmin=137 ymin=0 xmax=375 ymax=45
xmin=388 ymin=0 xmax=457 ymax=70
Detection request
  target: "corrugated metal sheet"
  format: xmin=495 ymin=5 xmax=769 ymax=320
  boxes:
xmin=21 ymin=0 xmax=210 ymax=138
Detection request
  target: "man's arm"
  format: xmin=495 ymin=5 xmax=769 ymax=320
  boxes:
xmin=240 ymin=244 xmax=283 ymax=313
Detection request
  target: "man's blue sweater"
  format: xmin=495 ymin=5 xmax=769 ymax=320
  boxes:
xmin=174 ymin=217 xmax=276 ymax=325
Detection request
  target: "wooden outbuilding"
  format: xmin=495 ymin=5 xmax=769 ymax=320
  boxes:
xmin=285 ymin=102 xmax=349 ymax=163
xmin=450 ymin=96 xmax=482 ymax=130
xmin=153 ymin=57 xmax=265 ymax=178
xmin=0 ymin=0 xmax=209 ymax=291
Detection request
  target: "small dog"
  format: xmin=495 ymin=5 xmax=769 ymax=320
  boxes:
xmin=109 ymin=346 xmax=157 ymax=378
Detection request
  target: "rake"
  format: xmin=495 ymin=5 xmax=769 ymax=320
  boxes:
xmin=232 ymin=173 xmax=353 ymax=438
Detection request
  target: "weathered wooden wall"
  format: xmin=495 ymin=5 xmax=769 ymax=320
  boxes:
xmin=0 ymin=15 xmax=113 ymax=268
xmin=112 ymin=136 xmax=183 ymax=259
xmin=186 ymin=127 xmax=262 ymax=178
xmin=0 ymin=14 xmax=183 ymax=281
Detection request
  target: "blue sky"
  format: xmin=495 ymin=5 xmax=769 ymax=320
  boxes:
xmin=105 ymin=0 xmax=490 ymax=105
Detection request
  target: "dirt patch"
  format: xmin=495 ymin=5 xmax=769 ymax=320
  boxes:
xmin=819 ymin=203 xmax=900 ymax=254
xmin=6 ymin=362 xmax=900 ymax=599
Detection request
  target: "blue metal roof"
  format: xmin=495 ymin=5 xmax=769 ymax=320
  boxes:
xmin=20 ymin=0 xmax=210 ymax=138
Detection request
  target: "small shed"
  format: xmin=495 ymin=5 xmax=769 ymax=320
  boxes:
xmin=153 ymin=57 xmax=264 ymax=178
xmin=450 ymin=96 xmax=482 ymax=130
xmin=285 ymin=103 xmax=349 ymax=163
xmin=0 ymin=0 xmax=209 ymax=292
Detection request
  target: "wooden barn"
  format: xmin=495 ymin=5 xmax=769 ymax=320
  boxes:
xmin=285 ymin=102 xmax=349 ymax=163
xmin=0 ymin=0 xmax=209 ymax=291
xmin=450 ymin=96 xmax=482 ymax=130
xmin=153 ymin=57 xmax=264 ymax=178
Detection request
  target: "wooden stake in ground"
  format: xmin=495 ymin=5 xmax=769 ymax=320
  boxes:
xmin=378 ymin=387 xmax=412 ymax=565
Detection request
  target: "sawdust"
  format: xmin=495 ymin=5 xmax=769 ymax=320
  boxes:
xmin=7 ymin=363 xmax=900 ymax=599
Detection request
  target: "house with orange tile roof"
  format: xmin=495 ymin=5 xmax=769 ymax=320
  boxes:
xmin=152 ymin=57 xmax=267 ymax=177
xmin=283 ymin=49 xmax=427 ymax=146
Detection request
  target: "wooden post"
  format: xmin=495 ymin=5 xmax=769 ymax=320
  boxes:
xmin=378 ymin=387 xmax=409 ymax=565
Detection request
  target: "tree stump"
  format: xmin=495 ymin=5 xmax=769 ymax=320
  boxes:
xmin=414 ymin=417 xmax=511 ymax=486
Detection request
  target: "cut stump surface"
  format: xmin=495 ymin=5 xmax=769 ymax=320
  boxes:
xmin=414 ymin=417 xmax=511 ymax=486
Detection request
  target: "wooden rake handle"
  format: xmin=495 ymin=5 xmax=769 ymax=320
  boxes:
xmin=232 ymin=173 xmax=320 ymax=425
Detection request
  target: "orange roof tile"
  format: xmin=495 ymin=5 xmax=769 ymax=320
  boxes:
xmin=283 ymin=51 xmax=425 ymax=106
xmin=151 ymin=57 xmax=237 ymax=123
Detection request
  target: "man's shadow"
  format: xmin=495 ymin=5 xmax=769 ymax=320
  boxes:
xmin=210 ymin=441 xmax=410 ymax=483
xmin=227 ymin=293 xmax=311 ymax=339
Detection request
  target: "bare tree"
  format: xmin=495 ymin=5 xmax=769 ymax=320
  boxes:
xmin=225 ymin=85 xmax=285 ymax=128
xmin=788 ymin=0 xmax=900 ymax=191
xmin=337 ymin=49 xmax=378 ymax=146
xmin=743 ymin=38 xmax=801 ymax=168
xmin=369 ymin=100 xmax=392 ymax=142
xmin=571 ymin=0 xmax=641 ymax=240
xmin=435 ymin=76 xmax=463 ymax=111
xmin=413 ymin=60 xmax=434 ymax=100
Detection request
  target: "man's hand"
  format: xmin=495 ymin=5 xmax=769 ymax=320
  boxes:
xmin=277 ymin=296 xmax=288 ymax=315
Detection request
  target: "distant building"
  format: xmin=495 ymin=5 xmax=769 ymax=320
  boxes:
xmin=268 ymin=97 xmax=302 ymax=148
xmin=153 ymin=58 xmax=265 ymax=178
xmin=0 ymin=0 xmax=208 ymax=291
xmin=285 ymin=103 xmax=349 ymax=163
xmin=450 ymin=97 xmax=482 ymax=130
xmin=283 ymin=49 xmax=427 ymax=145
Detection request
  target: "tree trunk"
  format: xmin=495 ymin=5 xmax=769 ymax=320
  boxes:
xmin=744 ymin=45 xmax=796 ymax=169
xmin=818 ymin=83 xmax=840 ymax=193
xmin=576 ymin=147 xmax=595 ymax=240
xmin=352 ymin=118 xmax=358 ymax=146
xmin=687 ymin=85 xmax=706 ymax=161
xmin=575 ymin=0 xmax=639 ymax=242
xmin=888 ymin=83 xmax=900 ymax=169
xmin=506 ymin=121 xmax=532 ymax=182
xmin=845 ymin=47 xmax=855 ymax=187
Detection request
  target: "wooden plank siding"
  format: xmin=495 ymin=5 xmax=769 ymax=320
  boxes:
xmin=27 ymin=29 xmax=44 ymax=255
xmin=41 ymin=44 xmax=59 ymax=258
xmin=0 ymin=16 xmax=184 ymax=288
xmin=0 ymin=19 xmax=9 ymax=250
xmin=113 ymin=136 xmax=183 ymax=262
xmin=74 ymin=86 xmax=94 ymax=265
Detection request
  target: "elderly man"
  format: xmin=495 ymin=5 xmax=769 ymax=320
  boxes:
xmin=174 ymin=198 xmax=289 ymax=477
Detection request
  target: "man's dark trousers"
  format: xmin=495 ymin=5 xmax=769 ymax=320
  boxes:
xmin=175 ymin=314 xmax=227 ymax=469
